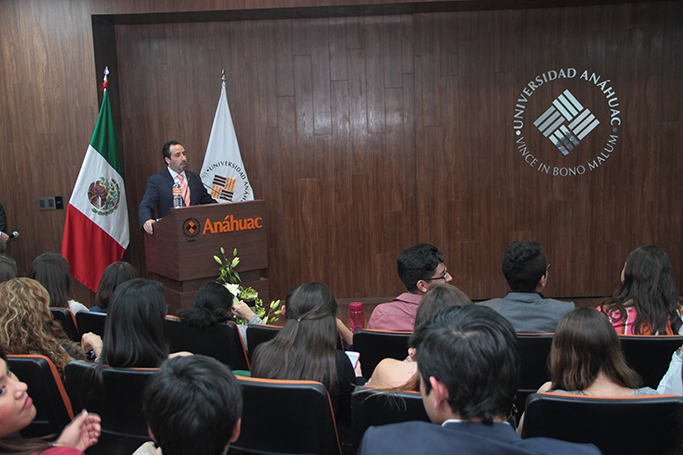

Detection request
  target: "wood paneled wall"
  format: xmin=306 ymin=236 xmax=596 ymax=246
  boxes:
xmin=1 ymin=0 xmax=681 ymax=305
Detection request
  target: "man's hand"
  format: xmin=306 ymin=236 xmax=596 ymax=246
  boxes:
xmin=143 ymin=219 xmax=156 ymax=235
xmin=0 ymin=232 xmax=8 ymax=242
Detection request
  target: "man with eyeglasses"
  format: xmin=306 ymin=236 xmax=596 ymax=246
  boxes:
xmin=479 ymin=240 xmax=574 ymax=333
xmin=367 ymin=243 xmax=453 ymax=331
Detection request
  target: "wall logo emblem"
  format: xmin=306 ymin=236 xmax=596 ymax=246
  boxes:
xmin=88 ymin=178 xmax=121 ymax=216
xmin=183 ymin=218 xmax=201 ymax=237
xmin=513 ymin=68 xmax=622 ymax=177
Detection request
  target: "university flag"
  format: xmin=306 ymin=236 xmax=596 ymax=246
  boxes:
xmin=200 ymin=72 xmax=253 ymax=203
xmin=61 ymin=68 xmax=129 ymax=292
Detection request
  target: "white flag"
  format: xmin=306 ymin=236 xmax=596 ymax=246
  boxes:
xmin=201 ymin=77 xmax=253 ymax=203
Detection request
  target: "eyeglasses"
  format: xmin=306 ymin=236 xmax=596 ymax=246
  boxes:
xmin=424 ymin=266 xmax=449 ymax=281
xmin=546 ymin=263 xmax=551 ymax=271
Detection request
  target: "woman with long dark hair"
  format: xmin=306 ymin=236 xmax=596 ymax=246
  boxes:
xmin=91 ymin=262 xmax=137 ymax=314
xmin=82 ymin=279 xmax=184 ymax=370
xmin=0 ymin=344 xmax=101 ymax=454
xmin=28 ymin=253 xmax=88 ymax=313
xmin=600 ymin=245 xmax=683 ymax=335
xmin=546 ymin=308 xmax=655 ymax=395
xmin=517 ymin=308 xmax=657 ymax=435
xmin=250 ymin=282 xmax=354 ymax=427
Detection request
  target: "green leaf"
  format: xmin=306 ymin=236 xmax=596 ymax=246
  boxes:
xmin=234 ymin=271 xmax=241 ymax=282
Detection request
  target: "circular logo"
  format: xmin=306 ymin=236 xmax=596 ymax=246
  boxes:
xmin=512 ymin=68 xmax=622 ymax=177
xmin=183 ymin=218 xmax=201 ymax=237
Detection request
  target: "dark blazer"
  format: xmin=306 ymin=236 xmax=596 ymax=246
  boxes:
xmin=358 ymin=421 xmax=601 ymax=455
xmin=138 ymin=169 xmax=216 ymax=228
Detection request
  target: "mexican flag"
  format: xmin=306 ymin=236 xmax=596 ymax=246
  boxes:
xmin=61 ymin=69 xmax=129 ymax=292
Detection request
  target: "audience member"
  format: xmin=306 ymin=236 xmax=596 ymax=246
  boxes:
xmin=28 ymin=253 xmax=89 ymax=313
xmin=358 ymin=305 xmax=600 ymax=455
xmin=0 ymin=344 xmax=101 ymax=454
xmin=0 ymin=254 xmax=16 ymax=283
xmin=367 ymin=283 xmax=471 ymax=389
xmin=657 ymin=343 xmax=683 ymax=395
xmin=134 ymin=355 xmax=242 ymax=455
xmin=176 ymin=282 xmax=264 ymax=350
xmin=0 ymin=278 xmax=87 ymax=380
xmin=91 ymin=261 xmax=137 ymax=313
xmin=600 ymin=245 xmax=683 ymax=335
xmin=81 ymin=279 xmax=190 ymax=370
xmin=516 ymin=307 xmax=657 ymax=434
xmin=542 ymin=307 xmax=656 ymax=396
xmin=479 ymin=240 xmax=573 ymax=332
xmin=367 ymin=243 xmax=452 ymax=331
xmin=251 ymin=282 xmax=355 ymax=430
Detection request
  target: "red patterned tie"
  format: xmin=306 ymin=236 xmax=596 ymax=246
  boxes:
xmin=177 ymin=174 xmax=190 ymax=207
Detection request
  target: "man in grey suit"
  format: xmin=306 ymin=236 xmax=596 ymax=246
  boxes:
xmin=479 ymin=240 xmax=574 ymax=333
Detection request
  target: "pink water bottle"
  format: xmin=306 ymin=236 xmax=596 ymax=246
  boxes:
xmin=349 ymin=302 xmax=365 ymax=332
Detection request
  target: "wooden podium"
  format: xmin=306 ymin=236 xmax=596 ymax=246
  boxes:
xmin=143 ymin=200 xmax=268 ymax=312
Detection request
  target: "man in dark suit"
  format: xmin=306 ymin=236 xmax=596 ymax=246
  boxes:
xmin=138 ymin=140 xmax=216 ymax=234
xmin=357 ymin=305 xmax=601 ymax=455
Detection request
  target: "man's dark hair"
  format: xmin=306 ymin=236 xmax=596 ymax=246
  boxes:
xmin=416 ymin=305 xmax=520 ymax=425
xmin=0 ymin=254 xmax=17 ymax=283
xmin=162 ymin=140 xmax=182 ymax=162
xmin=397 ymin=243 xmax=444 ymax=292
xmin=144 ymin=355 xmax=243 ymax=455
xmin=501 ymin=241 xmax=547 ymax=292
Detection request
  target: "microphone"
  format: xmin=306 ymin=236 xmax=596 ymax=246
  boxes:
xmin=8 ymin=231 xmax=19 ymax=239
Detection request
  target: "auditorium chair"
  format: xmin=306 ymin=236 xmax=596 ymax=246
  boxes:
xmin=75 ymin=311 xmax=107 ymax=338
xmin=65 ymin=360 xmax=157 ymax=455
xmin=164 ymin=316 xmax=250 ymax=371
xmin=619 ymin=335 xmax=683 ymax=389
xmin=245 ymin=324 xmax=282 ymax=358
xmin=522 ymin=392 xmax=683 ymax=455
xmin=50 ymin=307 xmax=80 ymax=342
xmin=352 ymin=329 xmax=411 ymax=378
xmin=514 ymin=333 xmax=554 ymax=414
xmin=7 ymin=354 xmax=73 ymax=439
xmin=229 ymin=376 xmax=342 ymax=455
xmin=351 ymin=386 xmax=430 ymax=454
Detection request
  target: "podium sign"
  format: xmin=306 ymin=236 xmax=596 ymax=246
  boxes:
xmin=143 ymin=200 xmax=268 ymax=311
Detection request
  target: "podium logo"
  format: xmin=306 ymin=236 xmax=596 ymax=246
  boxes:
xmin=534 ymin=89 xmax=600 ymax=156
xmin=183 ymin=218 xmax=201 ymax=237
xmin=202 ymin=214 xmax=263 ymax=235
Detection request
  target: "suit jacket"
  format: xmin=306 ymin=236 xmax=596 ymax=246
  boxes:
xmin=478 ymin=292 xmax=574 ymax=333
xmin=357 ymin=421 xmax=601 ymax=455
xmin=138 ymin=169 xmax=216 ymax=228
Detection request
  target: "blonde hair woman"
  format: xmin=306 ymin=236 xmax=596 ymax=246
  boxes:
xmin=0 ymin=278 xmax=86 ymax=379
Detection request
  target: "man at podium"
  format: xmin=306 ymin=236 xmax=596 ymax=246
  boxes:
xmin=138 ymin=140 xmax=216 ymax=234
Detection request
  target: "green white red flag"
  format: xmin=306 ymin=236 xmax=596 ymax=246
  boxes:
xmin=61 ymin=68 xmax=129 ymax=291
